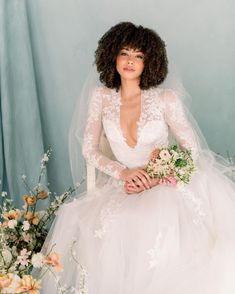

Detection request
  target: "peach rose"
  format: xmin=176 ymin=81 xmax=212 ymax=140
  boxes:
xmin=0 ymin=273 xmax=12 ymax=289
xmin=3 ymin=209 xmax=21 ymax=221
xmin=23 ymin=195 xmax=37 ymax=206
xmin=32 ymin=217 xmax=39 ymax=225
xmin=38 ymin=190 xmax=48 ymax=200
xmin=149 ymin=148 xmax=161 ymax=161
xmin=44 ymin=252 xmax=63 ymax=272
xmin=15 ymin=275 xmax=41 ymax=294
xmin=24 ymin=211 xmax=34 ymax=221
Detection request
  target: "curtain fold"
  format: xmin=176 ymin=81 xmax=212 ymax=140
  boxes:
xmin=0 ymin=0 xmax=47 ymax=207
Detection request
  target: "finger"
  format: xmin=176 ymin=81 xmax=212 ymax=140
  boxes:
xmin=132 ymin=178 xmax=146 ymax=190
xmin=129 ymin=181 xmax=143 ymax=192
xmin=136 ymin=174 xmax=150 ymax=189
xmin=137 ymin=170 xmax=152 ymax=185
xmin=133 ymin=172 xmax=150 ymax=189
xmin=125 ymin=186 xmax=139 ymax=194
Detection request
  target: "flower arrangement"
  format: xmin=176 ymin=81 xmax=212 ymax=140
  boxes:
xmin=144 ymin=145 xmax=196 ymax=186
xmin=0 ymin=148 xmax=84 ymax=293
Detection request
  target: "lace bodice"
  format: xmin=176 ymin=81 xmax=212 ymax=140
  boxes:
xmin=82 ymin=86 xmax=199 ymax=179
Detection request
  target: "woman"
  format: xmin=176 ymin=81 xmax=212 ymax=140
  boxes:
xmin=42 ymin=22 xmax=235 ymax=293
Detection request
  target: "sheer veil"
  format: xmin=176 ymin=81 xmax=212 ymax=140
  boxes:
xmin=68 ymin=63 xmax=235 ymax=190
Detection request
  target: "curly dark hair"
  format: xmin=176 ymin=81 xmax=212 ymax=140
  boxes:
xmin=95 ymin=22 xmax=168 ymax=90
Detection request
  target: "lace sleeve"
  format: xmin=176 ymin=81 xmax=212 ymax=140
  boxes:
xmin=163 ymin=90 xmax=200 ymax=161
xmin=82 ymin=87 xmax=126 ymax=179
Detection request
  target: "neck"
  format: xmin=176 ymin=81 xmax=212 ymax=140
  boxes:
xmin=120 ymin=78 xmax=141 ymax=100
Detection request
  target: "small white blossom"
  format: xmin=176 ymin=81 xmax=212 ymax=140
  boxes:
xmin=22 ymin=221 xmax=30 ymax=231
xmin=159 ymin=149 xmax=171 ymax=161
xmin=31 ymin=253 xmax=44 ymax=268
xmin=8 ymin=219 xmax=17 ymax=229
xmin=21 ymin=174 xmax=27 ymax=180
xmin=22 ymin=232 xmax=32 ymax=243
xmin=1 ymin=191 xmax=7 ymax=197
xmin=75 ymin=182 xmax=81 ymax=188
xmin=41 ymin=154 xmax=49 ymax=162
xmin=16 ymin=249 xmax=31 ymax=266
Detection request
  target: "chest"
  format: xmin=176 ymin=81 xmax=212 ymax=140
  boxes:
xmin=102 ymin=89 xmax=168 ymax=148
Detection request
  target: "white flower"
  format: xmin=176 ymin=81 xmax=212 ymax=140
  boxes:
xmin=75 ymin=182 xmax=81 ymax=188
xmin=31 ymin=253 xmax=44 ymax=268
xmin=22 ymin=232 xmax=32 ymax=243
xmin=21 ymin=174 xmax=27 ymax=180
xmin=41 ymin=154 xmax=49 ymax=162
xmin=159 ymin=149 xmax=171 ymax=161
xmin=16 ymin=249 xmax=31 ymax=266
xmin=178 ymin=169 xmax=185 ymax=175
xmin=22 ymin=221 xmax=30 ymax=231
xmin=8 ymin=219 xmax=17 ymax=229
xmin=1 ymin=191 xmax=7 ymax=197
xmin=171 ymin=150 xmax=179 ymax=160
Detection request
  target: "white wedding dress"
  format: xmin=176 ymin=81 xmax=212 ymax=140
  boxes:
xmin=42 ymin=87 xmax=235 ymax=294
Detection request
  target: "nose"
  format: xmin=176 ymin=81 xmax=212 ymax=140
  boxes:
xmin=127 ymin=57 xmax=134 ymax=65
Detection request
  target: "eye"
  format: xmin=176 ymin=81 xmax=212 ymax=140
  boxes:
xmin=136 ymin=54 xmax=144 ymax=59
xmin=120 ymin=51 xmax=128 ymax=56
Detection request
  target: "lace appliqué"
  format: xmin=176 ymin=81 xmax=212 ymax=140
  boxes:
xmin=82 ymin=87 xmax=126 ymax=179
xmin=178 ymin=185 xmax=206 ymax=225
xmin=94 ymin=197 xmax=123 ymax=239
xmin=163 ymin=89 xmax=200 ymax=160
xmin=138 ymin=89 xmax=166 ymax=140
xmin=87 ymin=89 xmax=103 ymax=125
xmin=147 ymin=231 xmax=163 ymax=270
xmin=69 ymin=240 xmax=89 ymax=294
xmin=102 ymin=90 xmax=121 ymax=125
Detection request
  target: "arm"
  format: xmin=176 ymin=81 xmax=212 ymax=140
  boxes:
xmin=82 ymin=87 xmax=126 ymax=179
xmin=163 ymin=90 xmax=200 ymax=161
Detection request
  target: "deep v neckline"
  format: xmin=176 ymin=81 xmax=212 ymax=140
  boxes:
xmin=117 ymin=89 xmax=143 ymax=149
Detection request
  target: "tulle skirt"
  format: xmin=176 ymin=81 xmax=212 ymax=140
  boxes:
xmin=41 ymin=160 xmax=235 ymax=294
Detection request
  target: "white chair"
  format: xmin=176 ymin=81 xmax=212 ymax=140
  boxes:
xmin=86 ymin=130 xmax=116 ymax=191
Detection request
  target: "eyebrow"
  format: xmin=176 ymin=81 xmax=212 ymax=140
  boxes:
xmin=122 ymin=47 xmax=143 ymax=53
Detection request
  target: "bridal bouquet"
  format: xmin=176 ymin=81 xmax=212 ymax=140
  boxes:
xmin=0 ymin=148 xmax=84 ymax=293
xmin=144 ymin=145 xmax=196 ymax=186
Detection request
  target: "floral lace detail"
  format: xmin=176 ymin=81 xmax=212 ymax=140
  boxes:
xmin=83 ymin=86 xmax=200 ymax=179
xmin=102 ymin=89 xmax=121 ymax=124
xmin=137 ymin=88 xmax=165 ymax=136
xmin=86 ymin=88 xmax=103 ymax=125
xmin=147 ymin=231 xmax=163 ymax=270
xmin=177 ymin=185 xmax=206 ymax=225
xmin=163 ymin=89 xmax=200 ymax=161
xmin=82 ymin=87 xmax=126 ymax=179
xmin=94 ymin=196 xmax=124 ymax=239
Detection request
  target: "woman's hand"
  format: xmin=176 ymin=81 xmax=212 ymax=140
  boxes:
xmin=123 ymin=176 xmax=160 ymax=195
xmin=120 ymin=168 xmax=152 ymax=191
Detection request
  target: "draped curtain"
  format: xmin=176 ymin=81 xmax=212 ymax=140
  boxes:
xmin=0 ymin=0 xmax=46 ymax=207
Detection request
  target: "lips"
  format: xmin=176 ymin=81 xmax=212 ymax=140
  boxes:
xmin=123 ymin=67 xmax=135 ymax=72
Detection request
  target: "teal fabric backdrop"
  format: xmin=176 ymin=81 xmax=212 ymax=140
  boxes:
xmin=0 ymin=0 xmax=48 ymax=207
xmin=0 ymin=0 xmax=234 ymax=207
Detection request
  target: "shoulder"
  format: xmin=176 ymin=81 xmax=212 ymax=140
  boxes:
xmin=145 ymin=87 xmax=179 ymax=108
xmin=157 ymin=88 xmax=179 ymax=103
xmin=92 ymin=86 xmax=114 ymax=97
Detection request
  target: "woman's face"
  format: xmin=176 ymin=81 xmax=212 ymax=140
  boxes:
xmin=116 ymin=47 xmax=144 ymax=81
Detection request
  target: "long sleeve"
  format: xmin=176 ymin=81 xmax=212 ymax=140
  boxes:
xmin=163 ymin=90 xmax=200 ymax=161
xmin=82 ymin=87 xmax=126 ymax=179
